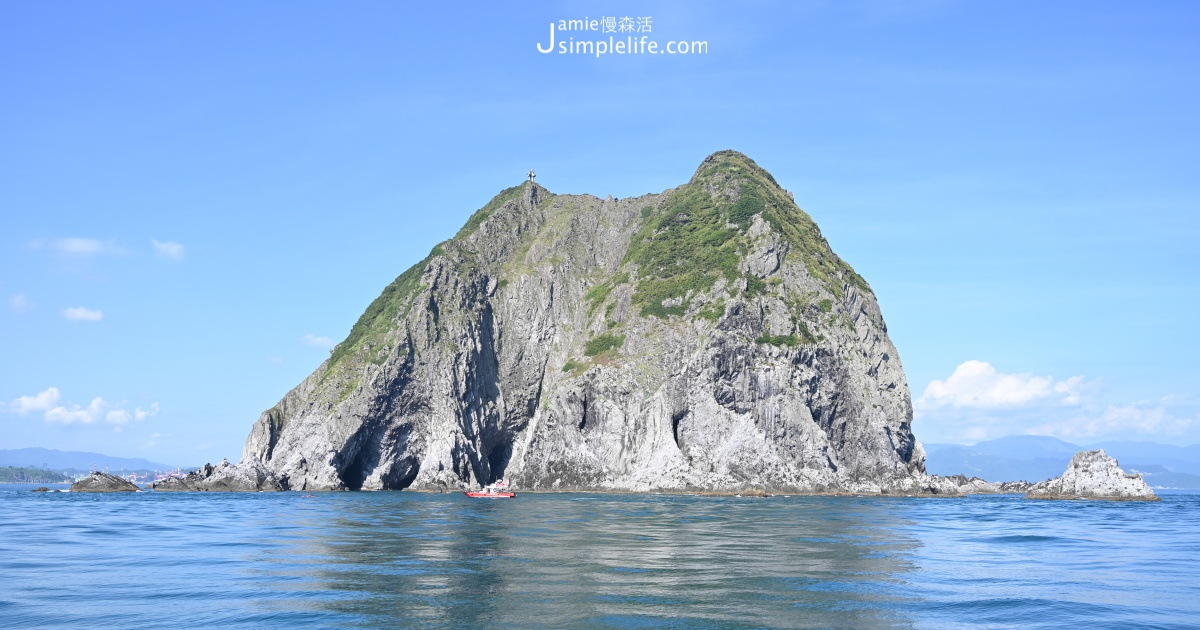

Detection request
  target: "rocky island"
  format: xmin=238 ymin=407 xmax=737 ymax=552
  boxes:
xmin=70 ymin=472 xmax=140 ymax=493
xmin=157 ymin=153 xmax=1171 ymax=500
xmin=1026 ymin=450 xmax=1159 ymax=501
xmin=212 ymin=151 xmax=944 ymax=494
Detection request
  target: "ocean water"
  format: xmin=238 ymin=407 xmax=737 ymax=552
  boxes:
xmin=1 ymin=486 xmax=1196 ymax=629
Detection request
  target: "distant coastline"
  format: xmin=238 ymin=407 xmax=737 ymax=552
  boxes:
xmin=0 ymin=466 xmax=72 ymax=484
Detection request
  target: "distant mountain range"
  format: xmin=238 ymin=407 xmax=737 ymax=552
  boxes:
xmin=0 ymin=448 xmax=175 ymax=472
xmin=923 ymin=436 xmax=1200 ymax=488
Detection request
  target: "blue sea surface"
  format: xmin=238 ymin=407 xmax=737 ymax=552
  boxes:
xmin=1 ymin=485 xmax=1196 ymax=629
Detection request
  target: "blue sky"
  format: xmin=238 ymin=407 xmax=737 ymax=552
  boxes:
xmin=2 ymin=1 xmax=1197 ymax=466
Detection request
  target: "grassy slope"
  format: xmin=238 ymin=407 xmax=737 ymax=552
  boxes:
xmin=611 ymin=151 xmax=870 ymax=327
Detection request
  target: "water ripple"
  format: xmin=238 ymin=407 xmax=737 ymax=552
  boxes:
xmin=1 ymin=485 xmax=1197 ymax=628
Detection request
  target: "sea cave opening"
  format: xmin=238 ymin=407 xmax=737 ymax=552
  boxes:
xmin=486 ymin=440 xmax=513 ymax=483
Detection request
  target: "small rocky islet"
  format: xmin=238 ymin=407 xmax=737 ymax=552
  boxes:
xmin=145 ymin=152 xmax=1157 ymax=502
xmin=1026 ymin=450 xmax=1158 ymax=501
xmin=68 ymin=472 xmax=140 ymax=493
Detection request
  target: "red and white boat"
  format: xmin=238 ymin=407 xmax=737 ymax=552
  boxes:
xmin=464 ymin=479 xmax=516 ymax=498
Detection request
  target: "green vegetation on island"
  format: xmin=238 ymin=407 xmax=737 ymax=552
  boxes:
xmin=613 ymin=151 xmax=870 ymax=322
xmin=584 ymin=333 xmax=625 ymax=356
xmin=0 ymin=466 xmax=72 ymax=483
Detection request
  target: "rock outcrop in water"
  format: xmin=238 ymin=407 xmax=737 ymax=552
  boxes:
xmin=929 ymin=475 xmax=1032 ymax=494
xmin=236 ymin=151 xmax=939 ymax=494
xmin=1025 ymin=450 xmax=1158 ymax=501
xmin=152 ymin=459 xmax=282 ymax=492
xmin=70 ymin=472 xmax=140 ymax=492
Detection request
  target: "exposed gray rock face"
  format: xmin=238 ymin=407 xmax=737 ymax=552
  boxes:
xmin=70 ymin=472 xmax=139 ymax=492
xmin=1025 ymin=450 xmax=1159 ymax=501
xmin=150 ymin=476 xmax=190 ymax=491
xmin=241 ymin=151 xmax=938 ymax=494
xmin=929 ymin=474 xmax=1033 ymax=494
xmin=997 ymin=480 xmax=1034 ymax=493
xmin=152 ymin=459 xmax=282 ymax=492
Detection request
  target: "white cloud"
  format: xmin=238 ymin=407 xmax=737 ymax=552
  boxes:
xmin=11 ymin=387 xmax=61 ymax=414
xmin=914 ymin=360 xmax=1197 ymax=445
xmin=152 ymin=239 xmax=185 ymax=261
xmin=9 ymin=293 xmax=32 ymax=313
xmin=109 ymin=405 xmax=158 ymax=432
xmin=45 ymin=397 xmax=106 ymax=424
xmin=1053 ymin=377 xmax=1086 ymax=405
xmin=134 ymin=403 xmax=159 ymax=421
xmin=53 ymin=237 xmax=106 ymax=255
xmin=1030 ymin=401 xmax=1195 ymax=442
xmin=917 ymin=360 xmax=1083 ymax=409
xmin=30 ymin=237 xmax=125 ymax=257
xmin=63 ymin=306 xmax=104 ymax=321
xmin=303 ymin=333 xmax=335 ymax=348
xmin=7 ymin=388 xmax=160 ymax=429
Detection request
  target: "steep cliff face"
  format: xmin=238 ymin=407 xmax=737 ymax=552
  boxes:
xmin=243 ymin=151 xmax=933 ymax=493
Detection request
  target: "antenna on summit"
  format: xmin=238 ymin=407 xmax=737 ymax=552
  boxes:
xmin=528 ymin=168 xmax=536 ymax=183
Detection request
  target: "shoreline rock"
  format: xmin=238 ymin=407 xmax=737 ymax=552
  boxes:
xmin=927 ymin=474 xmax=1033 ymax=495
xmin=151 ymin=458 xmax=283 ymax=492
xmin=69 ymin=472 xmax=140 ymax=493
xmin=1025 ymin=450 xmax=1159 ymax=501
